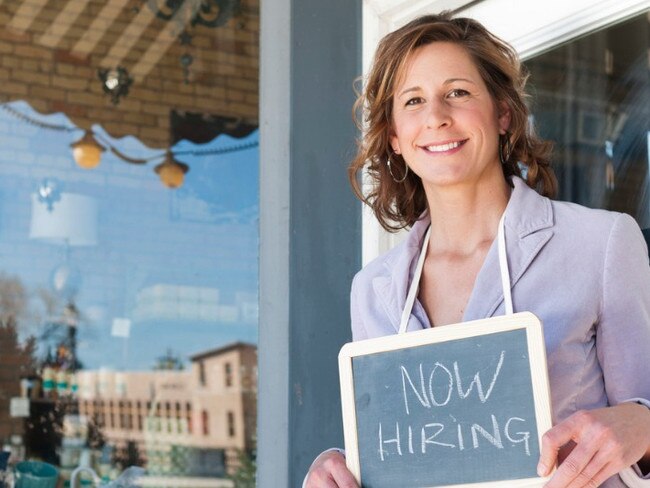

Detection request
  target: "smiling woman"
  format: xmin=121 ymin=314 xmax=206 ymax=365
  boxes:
xmin=387 ymin=41 xmax=515 ymax=328
xmin=389 ymin=42 xmax=508 ymax=196
xmin=348 ymin=14 xmax=555 ymax=233
xmin=305 ymin=11 xmax=650 ymax=488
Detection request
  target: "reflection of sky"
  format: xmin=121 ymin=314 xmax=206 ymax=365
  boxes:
xmin=0 ymin=101 xmax=258 ymax=370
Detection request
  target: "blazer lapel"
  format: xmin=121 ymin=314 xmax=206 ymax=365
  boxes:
xmin=372 ymin=216 xmax=431 ymax=333
xmin=464 ymin=177 xmax=555 ymax=321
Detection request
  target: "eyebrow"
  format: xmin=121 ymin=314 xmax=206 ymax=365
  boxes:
xmin=397 ymin=78 xmax=477 ymax=98
xmin=444 ymin=77 xmax=476 ymax=85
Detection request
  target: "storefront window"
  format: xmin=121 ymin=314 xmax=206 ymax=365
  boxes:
xmin=526 ymin=12 xmax=649 ymax=227
xmin=0 ymin=0 xmax=258 ymax=485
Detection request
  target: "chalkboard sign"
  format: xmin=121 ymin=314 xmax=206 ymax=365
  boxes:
xmin=339 ymin=312 xmax=552 ymax=488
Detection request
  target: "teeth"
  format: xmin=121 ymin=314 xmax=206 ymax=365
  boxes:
xmin=426 ymin=141 xmax=462 ymax=152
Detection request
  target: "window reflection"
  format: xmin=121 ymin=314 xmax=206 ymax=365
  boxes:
xmin=0 ymin=0 xmax=259 ymax=485
xmin=526 ymin=12 xmax=650 ymax=227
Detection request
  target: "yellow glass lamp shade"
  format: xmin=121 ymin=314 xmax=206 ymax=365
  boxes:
xmin=155 ymin=153 xmax=189 ymax=189
xmin=70 ymin=131 xmax=105 ymax=169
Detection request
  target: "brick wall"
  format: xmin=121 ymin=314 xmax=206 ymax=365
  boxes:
xmin=0 ymin=0 xmax=259 ymax=149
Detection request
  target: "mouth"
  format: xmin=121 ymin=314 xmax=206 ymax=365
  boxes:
xmin=421 ymin=139 xmax=468 ymax=153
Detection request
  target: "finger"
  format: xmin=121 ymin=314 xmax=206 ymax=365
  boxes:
xmin=557 ymin=440 xmax=577 ymax=465
xmin=314 ymin=453 xmax=358 ymax=488
xmin=564 ymin=446 xmax=614 ymax=488
xmin=303 ymin=466 xmax=337 ymax=488
xmin=330 ymin=463 xmax=359 ymax=488
xmin=544 ymin=441 xmax=597 ymax=488
xmin=564 ymin=461 xmax=618 ymax=488
xmin=305 ymin=476 xmax=339 ymax=488
xmin=587 ymin=461 xmax=619 ymax=488
xmin=539 ymin=421 xmax=579 ymax=477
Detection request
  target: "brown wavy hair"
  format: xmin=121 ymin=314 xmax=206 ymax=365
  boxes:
xmin=349 ymin=12 xmax=556 ymax=231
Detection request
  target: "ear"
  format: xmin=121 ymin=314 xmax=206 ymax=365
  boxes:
xmin=389 ymin=132 xmax=401 ymax=155
xmin=497 ymin=101 xmax=511 ymax=135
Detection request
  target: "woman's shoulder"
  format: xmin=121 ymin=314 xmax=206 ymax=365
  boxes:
xmin=351 ymin=236 xmax=409 ymax=291
xmin=544 ymin=197 xmax=647 ymax=266
xmin=351 ymin=217 xmax=430 ymax=293
xmin=514 ymin=176 xmax=627 ymax=232
xmin=550 ymin=198 xmax=641 ymax=237
xmin=512 ymin=177 xmax=638 ymax=237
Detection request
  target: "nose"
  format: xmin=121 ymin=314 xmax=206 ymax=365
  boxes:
xmin=425 ymin=98 xmax=452 ymax=129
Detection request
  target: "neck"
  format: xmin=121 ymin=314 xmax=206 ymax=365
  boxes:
xmin=424 ymin=173 xmax=511 ymax=255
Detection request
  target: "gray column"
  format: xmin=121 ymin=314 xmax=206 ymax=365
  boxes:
xmin=258 ymin=0 xmax=362 ymax=486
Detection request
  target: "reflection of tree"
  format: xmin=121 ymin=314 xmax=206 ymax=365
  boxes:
xmin=6 ymin=280 xmax=82 ymax=368
xmin=0 ymin=273 xmax=37 ymax=443
xmin=0 ymin=273 xmax=28 ymax=324
xmin=153 ymin=349 xmax=185 ymax=370
xmin=0 ymin=273 xmax=86 ymax=463
xmin=228 ymin=449 xmax=256 ymax=488
xmin=113 ymin=440 xmax=143 ymax=470
xmin=87 ymin=413 xmax=106 ymax=450
xmin=23 ymin=396 xmax=66 ymax=464
xmin=39 ymin=302 xmax=84 ymax=371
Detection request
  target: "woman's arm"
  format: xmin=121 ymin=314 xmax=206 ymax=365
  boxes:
xmin=539 ymin=214 xmax=650 ymax=487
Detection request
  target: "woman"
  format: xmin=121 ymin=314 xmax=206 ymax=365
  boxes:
xmin=305 ymin=12 xmax=650 ymax=488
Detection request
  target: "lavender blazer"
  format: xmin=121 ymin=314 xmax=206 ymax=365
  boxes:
xmin=350 ymin=177 xmax=650 ymax=486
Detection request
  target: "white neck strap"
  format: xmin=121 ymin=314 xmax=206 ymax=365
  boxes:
xmin=398 ymin=211 xmax=512 ymax=334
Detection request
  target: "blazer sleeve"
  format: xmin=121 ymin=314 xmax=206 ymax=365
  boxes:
xmin=350 ymin=273 xmax=369 ymax=341
xmin=597 ymin=214 xmax=650 ymax=487
xmin=597 ymin=212 xmax=650 ymax=406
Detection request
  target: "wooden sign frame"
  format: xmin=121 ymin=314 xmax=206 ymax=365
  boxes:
xmin=338 ymin=311 xmax=553 ymax=488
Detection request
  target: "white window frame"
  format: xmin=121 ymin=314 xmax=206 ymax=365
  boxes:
xmin=362 ymin=0 xmax=650 ymax=265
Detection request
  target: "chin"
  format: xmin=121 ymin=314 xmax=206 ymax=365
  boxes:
xmin=421 ymin=170 xmax=471 ymax=188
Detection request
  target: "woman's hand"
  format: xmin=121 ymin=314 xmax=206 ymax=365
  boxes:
xmin=305 ymin=450 xmax=359 ymax=488
xmin=538 ymin=403 xmax=650 ymax=487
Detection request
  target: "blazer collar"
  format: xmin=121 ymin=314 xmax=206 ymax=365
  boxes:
xmin=372 ymin=176 xmax=554 ymax=331
xmin=463 ymin=176 xmax=554 ymax=321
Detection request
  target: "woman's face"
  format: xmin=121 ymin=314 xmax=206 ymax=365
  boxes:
xmin=390 ymin=41 xmax=510 ymax=191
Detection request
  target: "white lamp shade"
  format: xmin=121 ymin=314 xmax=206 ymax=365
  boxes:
xmin=30 ymin=193 xmax=98 ymax=246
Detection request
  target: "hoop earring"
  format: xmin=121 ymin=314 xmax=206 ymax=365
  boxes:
xmin=499 ymin=133 xmax=513 ymax=165
xmin=387 ymin=152 xmax=409 ymax=183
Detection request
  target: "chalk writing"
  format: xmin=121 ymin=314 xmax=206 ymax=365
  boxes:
xmin=377 ymin=350 xmax=530 ymax=461
xmin=400 ymin=351 xmax=506 ymax=415
xmin=377 ymin=414 xmax=531 ymax=461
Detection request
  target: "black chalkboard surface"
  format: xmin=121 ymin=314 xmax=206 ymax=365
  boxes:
xmin=339 ymin=312 xmax=552 ymax=488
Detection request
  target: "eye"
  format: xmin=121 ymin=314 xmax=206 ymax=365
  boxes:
xmin=448 ymin=88 xmax=470 ymax=98
xmin=405 ymin=96 xmax=424 ymax=106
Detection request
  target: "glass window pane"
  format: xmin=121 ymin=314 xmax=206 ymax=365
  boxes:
xmin=0 ymin=0 xmax=259 ymax=484
xmin=526 ymin=12 xmax=650 ymax=227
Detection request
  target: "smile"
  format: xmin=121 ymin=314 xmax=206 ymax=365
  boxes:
xmin=423 ymin=140 xmax=467 ymax=153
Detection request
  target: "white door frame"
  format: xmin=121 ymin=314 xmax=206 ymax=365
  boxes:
xmin=362 ymin=0 xmax=650 ymax=265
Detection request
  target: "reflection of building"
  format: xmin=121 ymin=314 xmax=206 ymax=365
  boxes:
xmin=76 ymin=343 xmax=257 ymax=476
